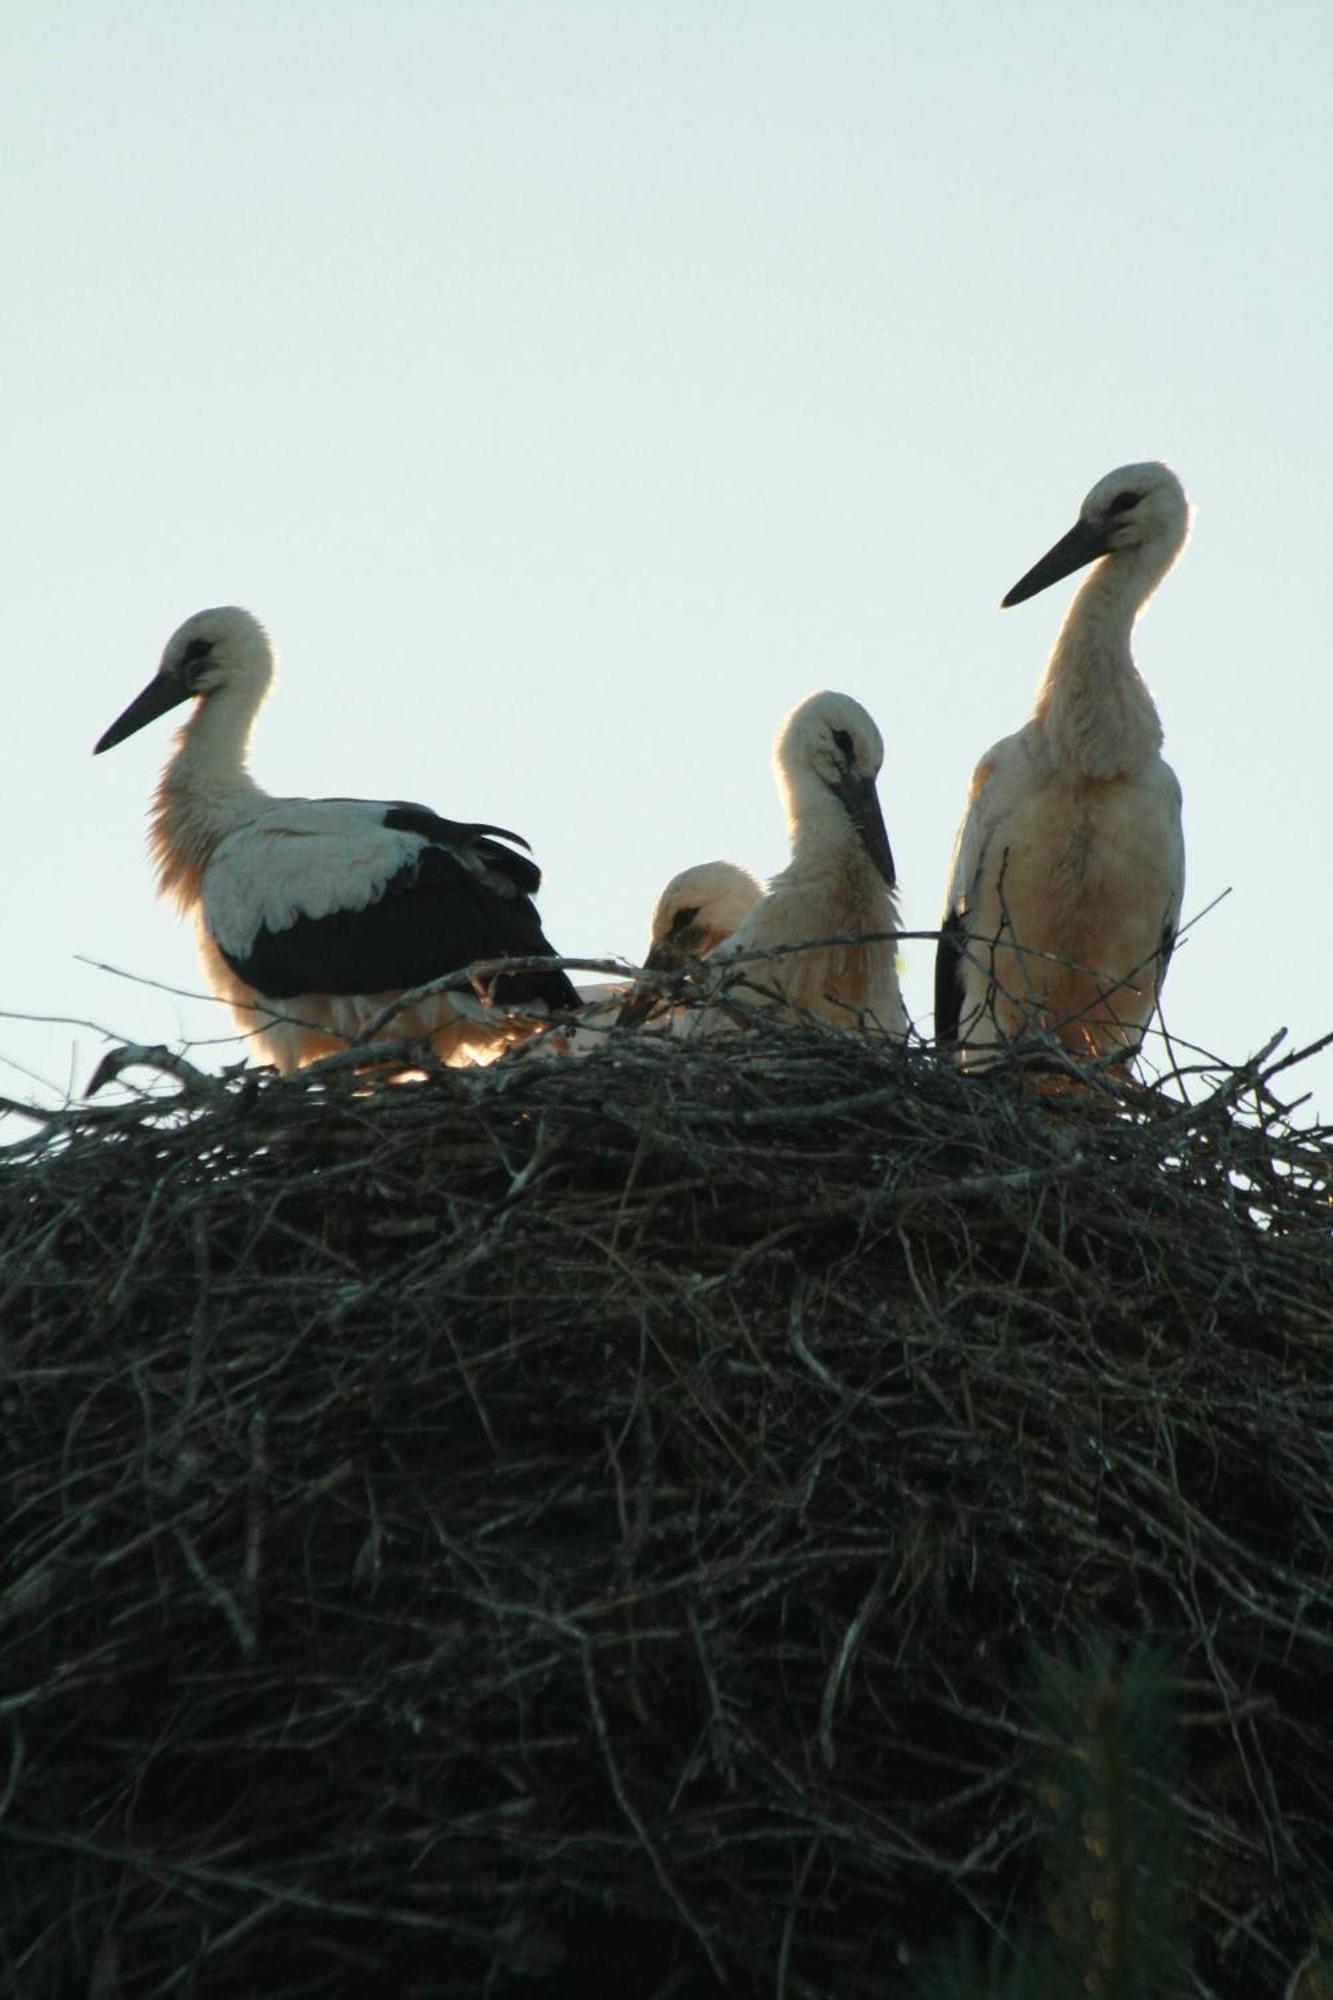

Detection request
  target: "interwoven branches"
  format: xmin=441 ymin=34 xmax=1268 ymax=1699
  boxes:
xmin=1 ymin=1023 xmax=1330 ymax=1997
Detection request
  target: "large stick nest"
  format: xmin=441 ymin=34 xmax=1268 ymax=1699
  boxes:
xmin=1 ymin=1020 xmax=1331 ymax=1997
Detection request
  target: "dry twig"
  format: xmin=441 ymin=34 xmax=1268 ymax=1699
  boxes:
xmin=0 ymin=1018 xmax=1330 ymax=1997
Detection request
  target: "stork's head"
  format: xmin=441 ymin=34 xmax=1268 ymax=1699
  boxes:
xmin=1003 ymin=461 xmax=1190 ymax=608
xmin=645 ymin=859 xmax=764 ymax=969
xmin=94 ymin=607 xmax=274 ymax=754
xmin=775 ymin=690 xmax=896 ymax=887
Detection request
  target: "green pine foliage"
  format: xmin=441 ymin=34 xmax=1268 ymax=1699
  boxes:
xmin=915 ymin=1641 xmax=1188 ymax=2000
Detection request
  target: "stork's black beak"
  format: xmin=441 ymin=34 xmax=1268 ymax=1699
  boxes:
xmin=94 ymin=669 xmax=192 ymax=754
xmin=831 ymin=773 xmax=896 ymax=888
xmin=643 ymin=937 xmax=686 ymax=974
xmin=1002 ymin=516 xmax=1111 ymax=608
xmin=643 ymin=908 xmax=709 ymax=972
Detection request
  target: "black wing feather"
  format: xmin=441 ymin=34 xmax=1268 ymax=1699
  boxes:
xmin=934 ymin=907 xmax=967 ymax=1048
xmin=380 ymin=804 xmax=540 ymax=896
xmin=220 ymin=842 xmax=578 ymax=1010
xmin=314 ymin=799 xmax=539 ymax=895
xmin=1157 ymin=920 xmax=1177 ymax=980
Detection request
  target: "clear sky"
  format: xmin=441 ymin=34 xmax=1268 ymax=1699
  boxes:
xmin=4 ymin=3 xmax=1331 ymax=1123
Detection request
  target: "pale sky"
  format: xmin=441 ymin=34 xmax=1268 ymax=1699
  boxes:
xmin=4 ymin=4 xmax=1331 ymax=1124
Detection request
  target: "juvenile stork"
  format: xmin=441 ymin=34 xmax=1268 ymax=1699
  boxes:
xmin=703 ymin=690 xmax=906 ymax=1037
xmin=94 ymin=607 xmax=579 ymax=1071
xmin=644 ymin=860 xmax=765 ymax=971
xmin=935 ymin=461 xmax=1189 ymax=1066
xmin=614 ymin=860 xmax=764 ymax=1025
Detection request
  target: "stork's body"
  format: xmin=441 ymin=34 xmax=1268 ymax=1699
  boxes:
xmin=705 ymin=690 xmax=906 ymax=1037
xmin=95 ymin=608 xmax=578 ymax=1071
xmin=936 ymin=462 xmax=1188 ymax=1065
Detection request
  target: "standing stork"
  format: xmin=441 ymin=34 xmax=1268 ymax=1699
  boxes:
xmin=94 ymin=607 xmax=579 ymax=1071
xmin=935 ymin=461 xmax=1189 ymax=1066
xmin=703 ymin=690 xmax=907 ymax=1037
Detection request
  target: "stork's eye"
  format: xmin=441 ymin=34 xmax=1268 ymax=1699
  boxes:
xmin=669 ymin=906 xmax=700 ymax=935
xmin=1108 ymin=491 xmax=1140 ymax=515
xmin=180 ymin=636 xmax=216 ymax=687
xmin=831 ymin=728 xmax=854 ymax=760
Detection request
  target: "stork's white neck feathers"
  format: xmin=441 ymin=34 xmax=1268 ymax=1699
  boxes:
xmin=1030 ymin=530 xmax=1177 ymax=783
xmin=771 ymin=767 xmax=886 ymax=902
xmin=736 ymin=689 xmax=901 ymax=965
xmin=152 ymin=678 xmax=270 ymax=910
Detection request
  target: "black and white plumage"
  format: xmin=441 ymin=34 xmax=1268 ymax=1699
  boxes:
xmin=94 ymin=607 xmax=579 ymax=1071
xmin=936 ymin=461 xmax=1189 ymax=1066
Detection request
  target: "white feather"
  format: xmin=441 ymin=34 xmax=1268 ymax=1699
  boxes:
xmin=203 ymin=805 xmax=426 ymax=957
xmin=940 ymin=461 xmax=1189 ymax=1065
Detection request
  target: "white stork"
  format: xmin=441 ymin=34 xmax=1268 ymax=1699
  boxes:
xmin=935 ymin=461 xmax=1189 ymax=1066
xmin=520 ymin=860 xmax=765 ymax=1054
xmin=644 ymin=860 xmax=766 ymax=970
xmin=94 ymin=607 xmax=579 ymax=1071
xmin=613 ymin=860 xmax=764 ymax=1026
xmin=702 ymin=690 xmax=907 ymax=1037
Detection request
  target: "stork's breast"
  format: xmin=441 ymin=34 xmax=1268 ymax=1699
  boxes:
xmin=986 ymin=773 xmax=1178 ymax=970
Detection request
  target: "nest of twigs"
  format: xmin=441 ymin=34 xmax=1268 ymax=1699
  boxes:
xmin=1 ymin=1012 xmax=1331 ymax=1998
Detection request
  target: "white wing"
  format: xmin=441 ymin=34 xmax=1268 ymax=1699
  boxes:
xmin=942 ymin=729 xmax=1033 ymax=921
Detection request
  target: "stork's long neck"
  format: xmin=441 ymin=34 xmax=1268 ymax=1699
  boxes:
xmin=1031 ymin=551 xmax=1165 ymax=781
xmin=778 ymin=775 xmax=897 ymax=912
xmin=152 ymin=687 xmax=268 ymax=909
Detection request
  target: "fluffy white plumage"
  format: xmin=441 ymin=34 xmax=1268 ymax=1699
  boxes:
xmin=936 ymin=461 xmax=1189 ymax=1066
xmin=525 ymin=859 xmax=765 ymax=1056
xmin=599 ymin=859 xmax=766 ymax=1030
xmin=643 ymin=860 xmax=765 ymax=970
xmin=701 ymin=690 xmax=907 ymax=1037
xmin=95 ymin=607 xmax=577 ymax=1072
